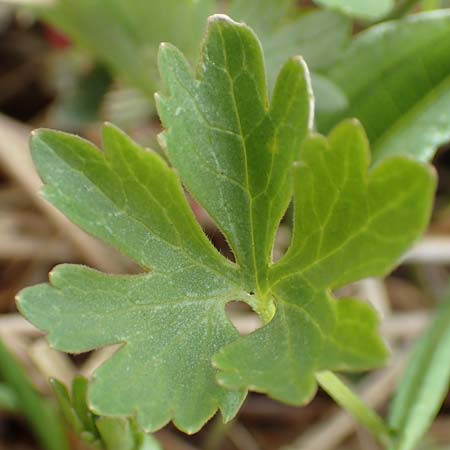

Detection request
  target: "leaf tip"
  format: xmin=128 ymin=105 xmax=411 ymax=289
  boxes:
xmin=157 ymin=41 xmax=179 ymax=67
xmin=158 ymin=41 xmax=170 ymax=52
xmin=14 ymin=292 xmax=23 ymax=309
xmin=207 ymin=13 xmax=240 ymax=27
xmin=30 ymin=128 xmax=40 ymax=139
xmin=29 ymin=128 xmax=51 ymax=151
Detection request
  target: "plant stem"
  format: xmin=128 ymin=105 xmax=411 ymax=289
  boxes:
xmin=316 ymin=371 xmax=393 ymax=448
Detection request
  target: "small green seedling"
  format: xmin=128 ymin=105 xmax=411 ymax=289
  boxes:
xmin=17 ymin=13 xmax=436 ymax=447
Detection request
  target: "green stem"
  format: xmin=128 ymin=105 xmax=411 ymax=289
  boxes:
xmin=316 ymin=371 xmax=393 ymax=448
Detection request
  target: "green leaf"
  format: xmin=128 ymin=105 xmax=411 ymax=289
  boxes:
xmin=71 ymin=376 xmax=98 ymax=436
xmin=213 ymin=119 xmax=435 ymax=404
xmin=312 ymin=74 xmax=349 ymax=115
xmin=18 ymin=15 xmax=436 ymax=433
xmin=97 ymin=418 xmax=162 ymax=450
xmin=388 ymin=291 xmax=450 ymax=450
xmin=36 ymin=0 xmax=214 ymax=99
xmin=140 ymin=435 xmax=163 ymax=450
xmin=0 ymin=382 xmax=20 ymax=412
xmin=0 ymin=340 xmax=69 ymax=450
xmin=313 ymin=0 xmax=394 ymax=19
xmin=318 ymin=11 xmax=450 ymax=163
xmin=51 ymin=379 xmax=87 ymax=438
xmin=96 ymin=418 xmax=138 ymax=450
xmin=50 ymin=64 xmax=112 ymax=131
xmin=51 ymin=377 xmax=161 ymax=450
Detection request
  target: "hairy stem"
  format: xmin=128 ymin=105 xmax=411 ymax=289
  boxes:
xmin=316 ymin=371 xmax=393 ymax=448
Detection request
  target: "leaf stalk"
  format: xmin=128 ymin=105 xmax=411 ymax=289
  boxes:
xmin=316 ymin=371 xmax=393 ymax=448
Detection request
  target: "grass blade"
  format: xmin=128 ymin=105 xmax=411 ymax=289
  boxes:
xmin=0 ymin=339 xmax=69 ymax=450
xmin=389 ymin=290 xmax=450 ymax=450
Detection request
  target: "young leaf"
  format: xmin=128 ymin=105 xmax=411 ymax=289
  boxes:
xmin=96 ymin=417 xmax=161 ymax=450
xmin=51 ymin=377 xmax=162 ymax=450
xmin=35 ymin=0 xmax=214 ymax=99
xmin=313 ymin=0 xmax=394 ymax=20
xmin=388 ymin=291 xmax=450 ymax=450
xmin=318 ymin=11 xmax=450 ymax=163
xmin=0 ymin=340 xmax=69 ymax=450
xmin=18 ymin=15 xmax=436 ymax=433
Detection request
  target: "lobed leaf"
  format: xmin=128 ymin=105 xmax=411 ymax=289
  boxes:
xmin=18 ymin=15 xmax=437 ymax=433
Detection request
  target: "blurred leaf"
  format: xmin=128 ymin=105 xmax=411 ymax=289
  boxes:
xmin=96 ymin=418 xmax=137 ymax=450
xmin=101 ymin=86 xmax=155 ymax=129
xmin=50 ymin=63 xmax=111 ymax=131
xmin=97 ymin=417 xmax=162 ymax=450
xmin=229 ymin=0 xmax=350 ymax=113
xmin=36 ymin=0 xmax=214 ymax=99
xmin=312 ymin=73 xmax=349 ymax=114
xmin=0 ymin=382 xmax=20 ymax=412
xmin=313 ymin=0 xmax=394 ymax=19
xmin=0 ymin=340 xmax=69 ymax=450
xmin=388 ymin=291 xmax=450 ymax=450
xmin=141 ymin=435 xmax=163 ymax=450
xmin=50 ymin=378 xmax=86 ymax=436
xmin=52 ymin=376 xmax=162 ymax=450
xmin=318 ymin=11 xmax=450 ymax=163
xmin=71 ymin=376 xmax=98 ymax=435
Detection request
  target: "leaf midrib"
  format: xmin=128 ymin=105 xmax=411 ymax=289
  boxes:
xmin=218 ymin=25 xmax=260 ymax=292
